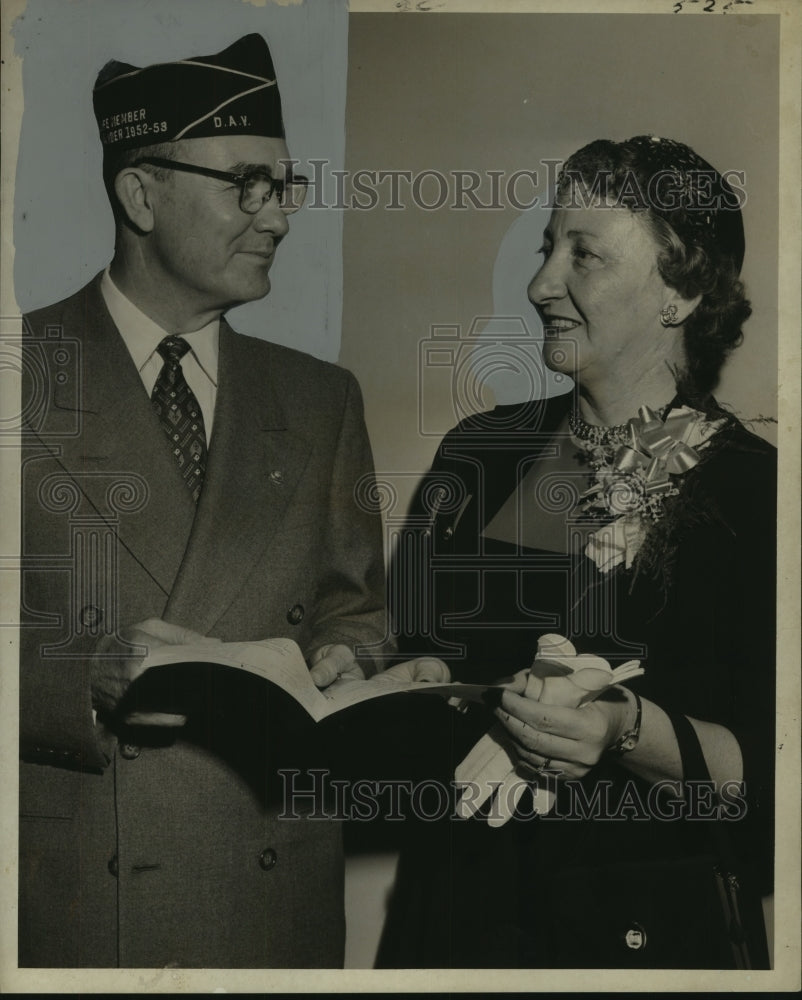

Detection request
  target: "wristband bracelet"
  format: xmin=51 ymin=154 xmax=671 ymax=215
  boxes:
xmin=609 ymin=689 xmax=642 ymax=755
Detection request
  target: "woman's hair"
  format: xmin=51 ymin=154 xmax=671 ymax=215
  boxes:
xmin=556 ymin=136 xmax=751 ymax=402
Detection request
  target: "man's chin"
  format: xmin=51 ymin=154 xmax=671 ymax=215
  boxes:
xmin=227 ymin=275 xmax=272 ymax=307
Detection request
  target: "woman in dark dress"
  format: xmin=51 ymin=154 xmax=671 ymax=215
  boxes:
xmin=380 ymin=136 xmax=775 ymax=969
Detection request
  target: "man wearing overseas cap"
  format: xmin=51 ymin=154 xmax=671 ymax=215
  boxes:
xmin=19 ymin=33 xmax=388 ymax=968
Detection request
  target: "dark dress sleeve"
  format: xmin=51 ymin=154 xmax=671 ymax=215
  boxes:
xmin=627 ymin=426 xmax=776 ymax=889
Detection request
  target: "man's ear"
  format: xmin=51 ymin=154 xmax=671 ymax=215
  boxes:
xmin=663 ymin=288 xmax=703 ymax=326
xmin=114 ymin=167 xmax=157 ymax=233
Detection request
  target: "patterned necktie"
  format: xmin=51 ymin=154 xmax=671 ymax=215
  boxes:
xmin=150 ymin=336 xmax=207 ymax=503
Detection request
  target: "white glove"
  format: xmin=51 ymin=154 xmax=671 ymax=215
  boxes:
xmin=454 ymin=634 xmax=643 ymax=826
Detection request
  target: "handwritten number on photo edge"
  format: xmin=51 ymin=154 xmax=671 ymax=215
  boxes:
xmin=673 ymin=0 xmax=750 ymax=11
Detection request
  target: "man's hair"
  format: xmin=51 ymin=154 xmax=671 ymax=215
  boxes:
xmin=103 ymin=141 xmax=180 ymax=228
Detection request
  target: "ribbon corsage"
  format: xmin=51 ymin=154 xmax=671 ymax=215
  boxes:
xmin=576 ymin=405 xmax=726 ymax=573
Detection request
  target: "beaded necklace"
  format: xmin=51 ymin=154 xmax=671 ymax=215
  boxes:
xmin=567 ymin=410 xmax=631 ymax=449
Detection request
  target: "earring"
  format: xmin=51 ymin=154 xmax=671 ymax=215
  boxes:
xmin=660 ymin=304 xmax=679 ymax=326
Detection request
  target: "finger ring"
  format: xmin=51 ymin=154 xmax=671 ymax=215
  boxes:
xmin=517 ymin=757 xmax=551 ymax=778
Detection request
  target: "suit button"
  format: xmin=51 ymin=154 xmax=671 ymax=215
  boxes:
xmin=623 ymin=923 xmax=647 ymax=950
xmin=269 ymin=469 xmax=284 ymax=485
xmin=258 ymin=848 xmax=278 ymax=871
xmin=286 ymin=604 xmax=304 ymax=625
xmin=119 ymin=742 xmax=141 ymax=760
xmin=108 ymin=854 xmax=119 ymax=878
xmin=79 ymin=604 xmax=103 ymax=627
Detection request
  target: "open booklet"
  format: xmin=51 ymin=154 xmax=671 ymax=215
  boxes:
xmin=138 ymin=637 xmax=498 ymax=722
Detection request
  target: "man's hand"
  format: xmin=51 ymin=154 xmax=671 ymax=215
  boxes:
xmin=92 ymin=618 xmax=222 ymax=726
xmin=308 ymin=644 xmax=366 ymax=688
xmin=376 ymin=657 xmax=451 ymax=684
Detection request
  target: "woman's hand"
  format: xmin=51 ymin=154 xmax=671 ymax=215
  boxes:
xmin=494 ymin=682 xmax=631 ymax=780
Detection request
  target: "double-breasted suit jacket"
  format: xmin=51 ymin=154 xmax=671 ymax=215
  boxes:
xmin=19 ymin=275 xmax=387 ymax=968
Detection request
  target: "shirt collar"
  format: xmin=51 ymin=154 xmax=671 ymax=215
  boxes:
xmin=100 ymin=268 xmax=219 ymax=385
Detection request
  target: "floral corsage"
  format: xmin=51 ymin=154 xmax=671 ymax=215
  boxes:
xmin=569 ymin=404 xmax=728 ymax=574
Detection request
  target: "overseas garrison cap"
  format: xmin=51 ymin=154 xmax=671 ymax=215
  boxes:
xmin=93 ymin=33 xmax=285 ymax=151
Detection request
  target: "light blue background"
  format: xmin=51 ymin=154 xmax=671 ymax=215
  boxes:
xmin=12 ymin=0 xmax=348 ymax=361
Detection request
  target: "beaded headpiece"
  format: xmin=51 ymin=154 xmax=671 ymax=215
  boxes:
xmin=556 ymin=135 xmax=745 ymax=273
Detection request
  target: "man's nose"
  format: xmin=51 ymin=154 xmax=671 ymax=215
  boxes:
xmin=252 ymin=197 xmax=291 ymax=237
xmin=527 ymin=257 xmax=566 ymax=306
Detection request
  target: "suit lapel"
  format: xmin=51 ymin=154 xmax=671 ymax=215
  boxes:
xmin=164 ymin=321 xmax=312 ymax=633
xmin=43 ymin=277 xmax=196 ymax=600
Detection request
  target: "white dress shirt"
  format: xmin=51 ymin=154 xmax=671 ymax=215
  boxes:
xmin=100 ymin=269 xmax=219 ymax=437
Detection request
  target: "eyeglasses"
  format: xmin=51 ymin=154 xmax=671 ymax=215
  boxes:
xmin=132 ymin=157 xmax=309 ymax=214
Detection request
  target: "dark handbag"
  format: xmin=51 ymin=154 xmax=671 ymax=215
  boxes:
xmin=536 ymin=713 xmax=770 ymax=969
